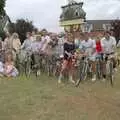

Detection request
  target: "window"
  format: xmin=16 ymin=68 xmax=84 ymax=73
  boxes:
xmin=84 ymin=24 xmax=93 ymax=32
xmin=103 ymin=24 xmax=111 ymax=31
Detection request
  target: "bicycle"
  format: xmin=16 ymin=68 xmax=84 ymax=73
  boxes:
xmin=104 ymin=53 xmax=114 ymax=87
xmin=53 ymin=55 xmax=64 ymax=78
xmin=32 ymin=52 xmax=42 ymax=77
xmin=75 ymin=56 xmax=92 ymax=87
xmin=95 ymin=54 xmax=103 ymax=80
xmin=16 ymin=49 xmax=32 ymax=77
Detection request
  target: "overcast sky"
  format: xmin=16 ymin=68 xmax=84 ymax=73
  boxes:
xmin=5 ymin=0 xmax=120 ymax=32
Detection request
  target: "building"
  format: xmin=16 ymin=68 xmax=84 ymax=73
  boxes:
xmin=84 ymin=20 xmax=114 ymax=32
xmin=60 ymin=0 xmax=86 ymax=33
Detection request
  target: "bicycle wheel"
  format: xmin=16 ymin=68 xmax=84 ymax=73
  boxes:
xmin=33 ymin=54 xmax=41 ymax=77
xmin=54 ymin=60 xmax=61 ymax=78
xmin=109 ymin=61 xmax=114 ymax=87
xmin=75 ymin=61 xmax=88 ymax=87
xmin=96 ymin=60 xmax=102 ymax=80
xmin=25 ymin=56 xmax=32 ymax=77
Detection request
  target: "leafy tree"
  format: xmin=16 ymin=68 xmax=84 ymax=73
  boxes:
xmin=0 ymin=0 xmax=6 ymax=16
xmin=0 ymin=30 xmax=6 ymax=40
xmin=111 ymin=20 xmax=120 ymax=44
xmin=9 ymin=19 xmax=36 ymax=43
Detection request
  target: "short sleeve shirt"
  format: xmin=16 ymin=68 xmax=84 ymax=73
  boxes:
xmin=101 ymin=36 xmax=116 ymax=54
xmin=81 ymin=39 xmax=94 ymax=56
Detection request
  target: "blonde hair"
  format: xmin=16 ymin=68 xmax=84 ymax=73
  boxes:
xmin=12 ymin=33 xmax=19 ymax=39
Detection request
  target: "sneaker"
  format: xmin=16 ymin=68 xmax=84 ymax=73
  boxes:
xmin=92 ymin=74 xmax=96 ymax=82
xmin=70 ymin=79 xmax=75 ymax=84
xmin=69 ymin=76 xmax=75 ymax=84
xmin=58 ymin=79 xmax=62 ymax=84
xmin=58 ymin=74 xmax=62 ymax=84
xmin=114 ymin=68 xmax=118 ymax=72
xmin=102 ymin=78 xmax=106 ymax=82
xmin=37 ymin=70 xmax=41 ymax=76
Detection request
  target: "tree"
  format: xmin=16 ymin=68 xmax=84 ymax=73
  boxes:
xmin=9 ymin=19 xmax=36 ymax=43
xmin=0 ymin=0 xmax=6 ymax=16
xmin=111 ymin=20 xmax=120 ymax=44
xmin=0 ymin=30 xmax=6 ymax=40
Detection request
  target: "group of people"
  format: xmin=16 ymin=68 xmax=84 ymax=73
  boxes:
xmin=58 ymin=31 xmax=117 ymax=84
xmin=0 ymin=30 xmax=63 ymax=77
xmin=0 ymin=30 xmax=118 ymax=82
xmin=0 ymin=32 xmax=22 ymax=77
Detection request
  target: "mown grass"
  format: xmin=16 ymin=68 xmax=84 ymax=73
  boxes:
xmin=0 ymin=70 xmax=120 ymax=120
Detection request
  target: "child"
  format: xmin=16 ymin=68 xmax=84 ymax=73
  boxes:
xmin=4 ymin=54 xmax=19 ymax=77
xmin=89 ymin=36 xmax=103 ymax=82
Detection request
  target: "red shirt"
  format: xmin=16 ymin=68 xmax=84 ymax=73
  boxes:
xmin=96 ymin=41 xmax=102 ymax=53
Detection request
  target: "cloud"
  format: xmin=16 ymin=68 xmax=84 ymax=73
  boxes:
xmin=5 ymin=0 xmax=120 ymax=32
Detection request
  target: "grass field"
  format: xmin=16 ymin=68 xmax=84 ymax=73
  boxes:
xmin=0 ymin=71 xmax=120 ymax=120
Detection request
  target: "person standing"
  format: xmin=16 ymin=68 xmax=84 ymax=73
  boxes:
xmin=4 ymin=32 xmax=12 ymax=51
xmin=21 ymin=32 xmax=33 ymax=51
xmin=101 ymin=31 xmax=116 ymax=54
xmin=41 ymin=31 xmax=51 ymax=54
xmin=58 ymin=33 xmax=76 ymax=84
xmin=11 ymin=33 xmax=21 ymax=53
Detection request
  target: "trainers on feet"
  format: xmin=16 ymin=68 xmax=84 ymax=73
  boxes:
xmin=58 ymin=79 xmax=62 ymax=84
xmin=114 ymin=68 xmax=118 ymax=72
xmin=92 ymin=75 xmax=96 ymax=82
xmin=69 ymin=79 xmax=75 ymax=84
xmin=37 ymin=70 xmax=41 ymax=76
xmin=102 ymin=78 xmax=106 ymax=82
xmin=69 ymin=76 xmax=75 ymax=84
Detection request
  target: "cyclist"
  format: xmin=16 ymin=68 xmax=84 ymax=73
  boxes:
xmin=80 ymin=33 xmax=97 ymax=81
xmin=81 ymin=33 xmax=94 ymax=56
xmin=58 ymin=33 xmax=76 ymax=84
xmin=41 ymin=31 xmax=51 ymax=54
xmin=31 ymin=35 xmax=42 ymax=54
xmin=20 ymin=32 xmax=33 ymax=65
xmin=21 ymin=32 xmax=33 ymax=51
xmin=101 ymin=31 xmax=117 ymax=79
xmin=30 ymin=35 xmax=42 ymax=76
xmin=91 ymin=36 xmax=104 ymax=81
xmin=101 ymin=31 xmax=116 ymax=55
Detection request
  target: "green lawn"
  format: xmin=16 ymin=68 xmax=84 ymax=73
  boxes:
xmin=0 ymin=72 xmax=120 ymax=120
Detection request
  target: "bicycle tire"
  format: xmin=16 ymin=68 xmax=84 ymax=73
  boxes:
xmin=96 ymin=60 xmax=102 ymax=80
xmin=25 ymin=56 xmax=32 ymax=77
xmin=109 ymin=61 xmax=114 ymax=87
xmin=75 ymin=61 xmax=88 ymax=87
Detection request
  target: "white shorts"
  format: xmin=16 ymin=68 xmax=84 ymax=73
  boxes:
xmin=89 ymin=53 xmax=97 ymax=61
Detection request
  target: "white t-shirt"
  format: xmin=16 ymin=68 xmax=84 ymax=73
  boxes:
xmin=41 ymin=35 xmax=51 ymax=52
xmin=31 ymin=41 xmax=42 ymax=53
xmin=21 ymin=39 xmax=33 ymax=51
xmin=101 ymin=36 xmax=116 ymax=54
xmin=81 ymin=39 xmax=94 ymax=56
